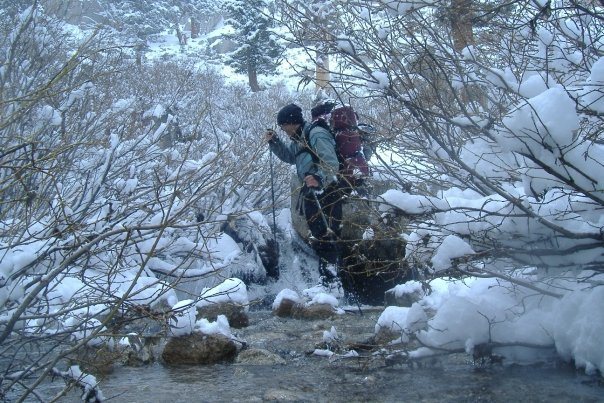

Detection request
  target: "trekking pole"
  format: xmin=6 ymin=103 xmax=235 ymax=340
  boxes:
xmin=268 ymin=145 xmax=278 ymax=239
xmin=263 ymin=128 xmax=281 ymax=280
xmin=267 ymin=129 xmax=278 ymax=241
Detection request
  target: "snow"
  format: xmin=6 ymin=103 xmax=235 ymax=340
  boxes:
xmin=312 ymin=348 xmax=334 ymax=357
xmin=390 ymin=280 xmax=423 ymax=297
xmin=362 ymin=227 xmax=374 ymax=240
xmin=323 ymin=326 xmax=338 ymax=343
xmin=461 ymin=45 xmax=476 ymax=61
xmin=580 ymin=56 xmax=604 ymax=113
xmin=368 ymin=71 xmax=390 ymax=89
xmin=518 ymin=73 xmax=549 ymax=98
xmin=384 ymin=0 xmax=437 ymax=15
xmin=359 ymin=8 xmax=371 ymax=21
xmin=0 ymin=239 xmax=47 ymax=279
xmin=67 ymin=318 xmax=108 ymax=347
xmin=196 ymin=314 xmax=234 ymax=338
xmin=197 ymin=278 xmax=249 ymax=309
xmin=272 ymin=288 xmax=302 ymax=310
xmin=203 ymin=233 xmax=242 ymax=263
xmin=170 ymin=298 xmax=236 ymax=338
xmin=376 ymin=306 xmax=410 ymax=334
xmin=376 ymin=275 xmax=604 ymax=370
xmin=169 ymin=299 xmax=196 ymax=336
xmin=337 ymin=37 xmax=356 ymax=55
xmin=378 ymin=189 xmax=444 ymax=214
xmin=46 ymin=276 xmax=85 ymax=305
xmin=309 ymin=292 xmax=339 ymax=307
xmin=553 ymin=287 xmax=604 ymax=374
xmin=38 ymin=104 xmax=62 ymax=126
xmin=430 ymin=235 xmax=475 ymax=272
xmin=66 ymin=366 xmax=104 ymax=401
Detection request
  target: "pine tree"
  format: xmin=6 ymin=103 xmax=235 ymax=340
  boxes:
xmin=224 ymin=0 xmax=283 ymax=92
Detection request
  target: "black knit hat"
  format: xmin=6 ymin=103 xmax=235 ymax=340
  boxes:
xmin=277 ymin=103 xmax=304 ymax=125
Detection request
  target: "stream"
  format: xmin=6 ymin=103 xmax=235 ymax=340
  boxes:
xmin=32 ymin=307 xmax=604 ymax=402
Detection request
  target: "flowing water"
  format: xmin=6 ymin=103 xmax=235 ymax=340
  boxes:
xmin=29 ymin=308 xmax=604 ymax=403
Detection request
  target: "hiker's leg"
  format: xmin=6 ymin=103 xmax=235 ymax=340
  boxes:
xmin=303 ymin=192 xmax=339 ymax=280
xmin=321 ymin=185 xmax=344 ymax=238
xmin=317 ymin=187 xmax=345 ymax=285
xmin=303 ymin=192 xmax=328 ymax=240
xmin=314 ymin=186 xmax=343 ymax=259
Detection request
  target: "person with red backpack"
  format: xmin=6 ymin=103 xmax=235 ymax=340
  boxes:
xmin=265 ymin=103 xmax=344 ymax=290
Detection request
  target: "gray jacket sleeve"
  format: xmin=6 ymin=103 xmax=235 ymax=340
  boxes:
xmin=268 ymin=136 xmax=295 ymax=164
xmin=308 ymin=126 xmax=339 ymax=187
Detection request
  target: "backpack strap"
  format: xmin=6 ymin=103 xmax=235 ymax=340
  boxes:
xmin=296 ymin=120 xmax=329 ymax=163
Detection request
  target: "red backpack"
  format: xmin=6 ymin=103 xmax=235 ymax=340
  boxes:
xmin=329 ymin=106 xmax=370 ymax=188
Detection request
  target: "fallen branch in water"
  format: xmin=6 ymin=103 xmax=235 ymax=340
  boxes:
xmin=51 ymin=366 xmax=105 ymax=403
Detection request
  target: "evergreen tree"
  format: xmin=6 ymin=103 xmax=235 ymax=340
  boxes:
xmin=99 ymin=0 xmax=215 ymax=39
xmin=224 ymin=0 xmax=284 ymax=92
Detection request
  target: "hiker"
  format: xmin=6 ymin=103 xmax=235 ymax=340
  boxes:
xmin=264 ymin=103 xmax=344 ymax=288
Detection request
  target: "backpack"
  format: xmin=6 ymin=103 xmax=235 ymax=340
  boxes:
xmin=303 ymin=105 xmax=370 ymax=189
xmin=329 ymin=106 xmax=370 ymax=188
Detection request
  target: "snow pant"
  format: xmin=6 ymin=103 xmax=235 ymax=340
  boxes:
xmin=301 ymin=184 xmax=344 ymax=282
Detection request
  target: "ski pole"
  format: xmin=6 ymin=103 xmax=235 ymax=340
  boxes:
xmin=264 ymin=128 xmax=281 ymax=280
xmin=269 ymin=144 xmax=278 ymax=240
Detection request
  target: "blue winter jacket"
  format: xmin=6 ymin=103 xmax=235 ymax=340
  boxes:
xmin=269 ymin=121 xmax=339 ymax=187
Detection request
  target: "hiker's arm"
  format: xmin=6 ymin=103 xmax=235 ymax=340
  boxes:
xmin=267 ymin=135 xmax=295 ymax=163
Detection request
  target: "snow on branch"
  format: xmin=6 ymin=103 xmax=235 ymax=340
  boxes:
xmin=51 ymin=366 xmax=104 ymax=403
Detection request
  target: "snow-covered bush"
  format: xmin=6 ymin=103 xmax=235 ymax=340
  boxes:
xmin=0 ymin=5 xmax=295 ymax=400
xmin=276 ymin=0 xmax=604 ymax=373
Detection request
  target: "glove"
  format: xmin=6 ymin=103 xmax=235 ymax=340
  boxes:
xmin=303 ymin=173 xmax=322 ymax=189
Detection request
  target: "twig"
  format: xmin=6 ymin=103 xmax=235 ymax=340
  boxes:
xmin=51 ymin=366 xmax=104 ymax=403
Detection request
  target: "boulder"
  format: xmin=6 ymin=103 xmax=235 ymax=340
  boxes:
xmin=236 ymin=348 xmax=286 ymax=365
xmin=340 ymin=235 xmax=411 ymax=306
xmin=122 ymin=334 xmax=161 ymax=367
xmin=68 ymin=344 xmax=122 ymax=375
xmin=162 ymin=332 xmax=238 ymax=365
xmin=222 ymin=213 xmax=279 ymax=281
xmin=272 ymin=297 xmax=297 ymax=318
xmin=272 ymin=297 xmax=339 ymax=320
xmin=291 ymin=303 xmax=339 ymax=320
xmin=197 ymin=302 xmax=249 ymax=328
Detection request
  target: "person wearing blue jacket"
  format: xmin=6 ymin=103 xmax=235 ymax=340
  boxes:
xmin=265 ymin=103 xmax=343 ymax=289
